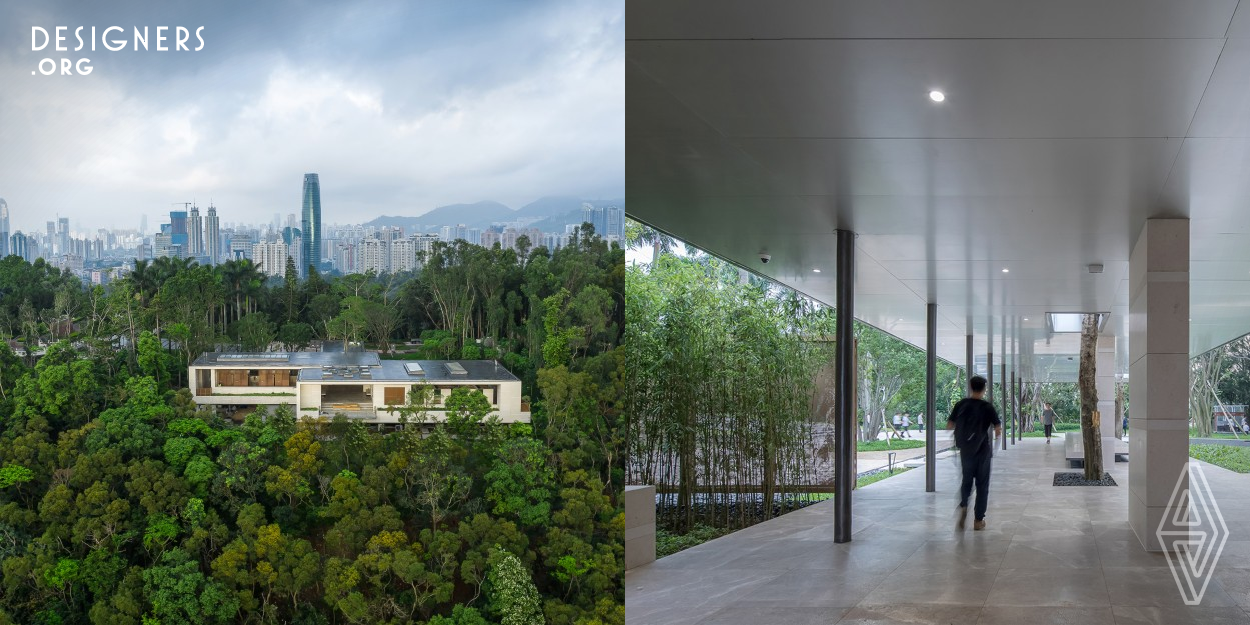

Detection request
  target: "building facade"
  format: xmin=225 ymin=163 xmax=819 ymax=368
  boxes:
xmin=205 ymin=204 xmax=220 ymax=265
xmin=189 ymin=205 xmax=204 ymax=256
xmin=252 ymin=240 xmax=289 ymax=277
xmin=189 ymin=352 xmax=530 ymax=424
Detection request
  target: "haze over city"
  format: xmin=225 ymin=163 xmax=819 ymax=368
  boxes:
xmin=0 ymin=0 xmax=624 ymax=234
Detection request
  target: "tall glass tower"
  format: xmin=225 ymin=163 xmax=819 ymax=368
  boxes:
xmin=204 ymin=204 xmax=220 ymax=265
xmin=0 ymin=198 xmax=8 ymax=257
xmin=301 ymin=173 xmax=321 ymax=277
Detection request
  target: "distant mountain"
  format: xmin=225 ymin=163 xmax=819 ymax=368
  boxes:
xmin=365 ymin=201 xmax=513 ymax=232
xmin=364 ymin=197 xmax=624 ymax=232
xmin=526 ymin=210 xmax=586 ymax=234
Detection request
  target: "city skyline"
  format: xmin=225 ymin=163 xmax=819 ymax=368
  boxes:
xmin=0 ymin=0 xmax=624 ymax=234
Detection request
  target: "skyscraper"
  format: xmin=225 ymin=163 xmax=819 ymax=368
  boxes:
xmin=301 ymin=173 xmax=322 ymax=277
xmin=46 ymin=221 xmax=55 ymax=253
xmin=251 ymin=240 xmax=289 ymax=278
xmin=168 ymin=210 xmax=188 ymax=256
xmin=0 ymin=198 xmax=8 ymax=257
xmin=9 ymin=231 xmax=27 ymax=261
xmin=58 ymin=217 xmax=69 ymax=256
xmin=188 ymin=204 xmax=203 ymax=256
xmin=205 ymin=204 xmax=220 ymax=265
xmin=606 ymin=206 xmax=624 ymax=240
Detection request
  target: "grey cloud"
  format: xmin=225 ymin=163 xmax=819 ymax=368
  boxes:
xmin=0 ymin=0 xmax=623 ymax=234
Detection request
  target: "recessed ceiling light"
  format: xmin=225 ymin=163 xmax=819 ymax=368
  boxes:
xmin=1023 ymin=318 xmax=1029 ymax=321
xmin=929 ymin=90 xmax=945 ymax=102
xmin=898 ymin=318 xmax=904 ymax=321
xmin=812 ymin=268 xmax=821 ymax=273
xmin=1001 ymin=268 xmax=1009 ymax=273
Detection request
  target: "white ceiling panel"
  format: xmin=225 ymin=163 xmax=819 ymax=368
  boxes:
xmin=628 ymin=2 xmax=1250 ymax=379
xmin=628 ymin=39 xmax=1223 ymax=139
xmin=628 ymin=1 xmax=1238 ymax=41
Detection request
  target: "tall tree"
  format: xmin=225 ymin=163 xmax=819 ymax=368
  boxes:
xmin=1079 ymin=313 xmax=1104 ymax=480
xmin=1191 ymin=347 xmax=1229 ymax=437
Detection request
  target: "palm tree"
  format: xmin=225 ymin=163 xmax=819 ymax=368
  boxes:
xmin=238 ymin=259 xmax=263 ymax=318
xmin=625 ymin=219 xmax=676 ymax=264
xmin=129 ymin=259 xmax=158 ymax=308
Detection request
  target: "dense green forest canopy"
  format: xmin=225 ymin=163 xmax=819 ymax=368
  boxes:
xmin=0 ymin=230 xmax=624 ymax=624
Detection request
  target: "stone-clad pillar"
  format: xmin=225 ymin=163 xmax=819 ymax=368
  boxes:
xmin=1128 ymin=219 xmax=1189 ymax=552
xmin=1096 ymin=335 xmax=1117 ymax=471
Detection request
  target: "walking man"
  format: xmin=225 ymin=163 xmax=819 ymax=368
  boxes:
xmin=1041 ymin=402 xmax=1057 ymax=444
xmin=902 ymin=412 xmax=912 ymax=437
xmin=948 ymin=376 xmax=1003 ymax=531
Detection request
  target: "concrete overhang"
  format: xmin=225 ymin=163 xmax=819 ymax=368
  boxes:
xmin=627 ymin=0 xmax=1250 ymax=381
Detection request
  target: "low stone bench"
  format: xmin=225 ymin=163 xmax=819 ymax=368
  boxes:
xmin=1064 ymin=431 xmax=1129 ymax=468
xmin=625 ymin=485 xmax=656 ymax=570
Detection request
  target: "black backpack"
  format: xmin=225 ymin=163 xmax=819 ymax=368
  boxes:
xmin=952 ymin=398 xmax=989 ymax=452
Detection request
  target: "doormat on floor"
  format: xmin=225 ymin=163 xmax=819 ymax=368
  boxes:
xmin=1053 ymin=472 xmax=1117 ymax=486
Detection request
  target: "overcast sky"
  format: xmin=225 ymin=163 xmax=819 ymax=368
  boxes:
xmin=0 ymin=0 xmax=623 ymax=235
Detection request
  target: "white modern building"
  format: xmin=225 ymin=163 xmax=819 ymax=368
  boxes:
xmin=188 ymin=351 xmax=529 ymax=424
xmin=251 ymin=241 xmax=288 ymax=277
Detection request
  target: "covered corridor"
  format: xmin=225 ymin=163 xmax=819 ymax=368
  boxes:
xmin=627 ymin=436 xmax=1250 ymax=625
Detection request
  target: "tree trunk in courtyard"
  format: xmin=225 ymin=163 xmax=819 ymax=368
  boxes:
xmin=1120 ymin=380 xmax=1130 ymax=440
xmin=1080 ymin=314 xmax=1104 ymax=480
xmin=1189 ymin=349 xmax=1226 ymax=438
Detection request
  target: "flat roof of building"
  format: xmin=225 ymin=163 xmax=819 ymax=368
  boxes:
xmin=298 ymin=359 xmax=520 ymax=383
xmin=191 ymin=351 xmax=382 ymax=367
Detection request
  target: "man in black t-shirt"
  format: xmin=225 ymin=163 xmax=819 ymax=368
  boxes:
xmin=947 ymin=376 xmax=1003 ymax=531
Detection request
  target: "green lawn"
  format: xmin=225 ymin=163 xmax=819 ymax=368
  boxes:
xmin=1190 ymin=444 xmax=1250 ymax=473
xmin=857 ymin=466 xmax=914 ymax=487
xmin=1188 ymin=430 xmax=1248 ymax=440
xmin=805 ymin=466 xmax=917 ymax=498
xmin=858 ymin=439 xmax=925 ymax=452
xmin=1020 ymin=423 xmax=1082 ymax=438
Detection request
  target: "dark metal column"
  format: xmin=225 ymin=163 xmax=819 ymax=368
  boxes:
xmin=1000 ymin=327 xmax=1007 ymax=451
xmin=1001 ymin=357 xmax=1008 ymax=450
xmin=1010 ymin=370 xmax=1016 ymax=445
xmin=1018 ymin=376 xmax=1024 ymax=440
xmin=926 ymin=303 xmax=937 ymax=492
xmin=966 ymin=334 xmax=974 ymax=394
xmin=987 ymin=348 xmax=995 ymax=445
xmin=834 ymin=230 xmax=856 ymax=543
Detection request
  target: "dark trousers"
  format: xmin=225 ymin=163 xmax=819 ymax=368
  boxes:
xmin=960 ymin=449 xmax=992 ymax=521
xmin=1044 ymin=424 xmax=1053 ymax=438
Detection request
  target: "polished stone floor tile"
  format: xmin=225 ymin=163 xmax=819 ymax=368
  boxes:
xmin=626 ymin=568 xmax=786 ymax=625
xmin=859 ymin=567 xmax=999 ymax=605
xmin=732 ymin=569 xmax=881 ymax=608
xmin=1104 ymin=566 xmax=1239 ymax=608
xmin=696 ymin=605 xmax=848 ymax=625
xmin=1002 ymin=538 xmax=1102 ymax=568
xmin=1111 ymin=606 xmax=1250 ymax=625
xmin=986 ymin=567 xmax=1109 ymax=606
xmin=1212 ymin=568 xmax=1250 ymax=609
xmin=976 ymin=605 xmax=1115 ymax=624
xmin=625 ymin=439 xmax=1250 ymax=624
xmin=835 ymin=604 xmax=983 ymax=625
xmin=1096 ymin=540 xmax=1171 ymax=568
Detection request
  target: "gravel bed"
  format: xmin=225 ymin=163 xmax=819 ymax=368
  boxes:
xmin=1053 ymin=471 xmax=1117 ymax=486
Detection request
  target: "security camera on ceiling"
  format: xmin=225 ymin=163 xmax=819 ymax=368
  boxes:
xmin=759 ymin=252 xmax=771 ymax=264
